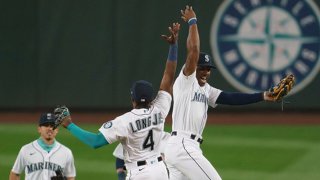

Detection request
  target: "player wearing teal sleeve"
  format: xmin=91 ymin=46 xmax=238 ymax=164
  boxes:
xmin=55 ymin=22 xmax=180 ymax=180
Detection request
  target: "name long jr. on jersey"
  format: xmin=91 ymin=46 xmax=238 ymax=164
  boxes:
xmin=129 ymin=112 xmax=163 ymax=133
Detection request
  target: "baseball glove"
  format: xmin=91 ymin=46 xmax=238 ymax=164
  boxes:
xmin=53 ymin=105 xmax=70 ymax=129
xmin=269 ymin=74 xmax=295 ymax=101
xmin=51 ymin=169 xmax=67 ymax=180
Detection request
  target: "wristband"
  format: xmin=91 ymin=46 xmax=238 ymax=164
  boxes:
xmin=167 ymin=44 xmax=178 ymax=61
xmin=188 ymin=17 xmax=197 ymax=26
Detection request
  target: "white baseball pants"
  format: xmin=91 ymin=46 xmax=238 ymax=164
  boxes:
xmin=164 ymin=135 xmax=222 ymax=180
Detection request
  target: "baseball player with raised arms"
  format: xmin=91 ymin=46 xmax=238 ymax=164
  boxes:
xmin=164 ymin=5 xmax=283 ymax=180
xmin=53 ymin=22 xmax=180 ymax=180
xmin=9 ymin=113 xmax=76 ymax=180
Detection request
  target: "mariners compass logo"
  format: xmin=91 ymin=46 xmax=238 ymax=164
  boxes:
xmin=211 ymin=0 xmax=320 ymax=94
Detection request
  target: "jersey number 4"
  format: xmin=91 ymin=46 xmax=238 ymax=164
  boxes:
xmin=143 ymin=130 xmax=154 ymax=150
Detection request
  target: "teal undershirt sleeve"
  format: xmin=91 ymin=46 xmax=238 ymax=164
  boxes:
xmin=67 ymin=123 xmax=109 ymax=148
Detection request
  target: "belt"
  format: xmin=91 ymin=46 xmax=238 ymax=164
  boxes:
xmin=137 ymin=156 xmax=162 ymax=166
xmin=171 ymin=131 xmax=203 ymax=144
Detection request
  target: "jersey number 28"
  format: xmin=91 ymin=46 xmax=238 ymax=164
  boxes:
xmin=143 ymin=130 xmax=154 ymax=150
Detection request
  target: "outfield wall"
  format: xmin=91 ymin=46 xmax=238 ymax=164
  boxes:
xmin=0 ymin=0 xmax=319 ymax=110
xmin=0 ymin=111 xmax=319 ymax=124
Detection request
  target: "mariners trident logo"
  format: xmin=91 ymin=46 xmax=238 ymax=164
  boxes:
xmin=211 ymin=0 xmax=320 ymax=94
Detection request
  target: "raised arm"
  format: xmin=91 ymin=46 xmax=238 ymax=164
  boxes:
xmin=159 ymin=22 xmax=180 ymax=94
xmin=54 ymin=106 xmax=109 ymax=149
xmin=181 ymin=5 xmax=200 ymax=76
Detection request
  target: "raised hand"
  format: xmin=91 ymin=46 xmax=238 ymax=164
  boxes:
xmin=54 ymin=105 xmax=72 ymax=128
xmin=161 ymin=22 xmax=180 ymax=44
xmin=181 ymin=5 xmax=196 ymax=22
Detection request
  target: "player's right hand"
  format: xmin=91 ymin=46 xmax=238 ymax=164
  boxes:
xmin=181 ymin=5 xmax=196 ymax=22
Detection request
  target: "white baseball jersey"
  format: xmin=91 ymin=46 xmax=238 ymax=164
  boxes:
xmin=11 ymin=140 xmax=76 ymax=180
xmin=172 ymin=65 xmax=222 ymax=136
xmin=112 ymin=131 xmax=171 ymax=160
xmin=99 ymin=90 xmax=171 ymax=163
xmin=165 ymin=66 xmax=222 ymax=180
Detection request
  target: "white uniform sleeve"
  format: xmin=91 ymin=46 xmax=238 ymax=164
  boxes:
xmin=64 ymin=149 xmax=76 ymax=178
xmin=208 ymin=85 xmax=222 ymax=108
xmin=152 ymin=90 xmax=172 ymax=118
xmin=159 ymin=132 xmax=171 ymax=153
xmin=113 ymin=143 xmax=124 ymax=159
xmin=99 ymin=118 xmax=128 ymax=144
xmin=174 ymin=65 xmax=197 ymax=92
xmin=11 ymin=147 xmax=26 ymax=174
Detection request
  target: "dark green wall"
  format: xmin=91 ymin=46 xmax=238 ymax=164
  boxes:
xmin=0 ymin=0 xmax=319 ymax=109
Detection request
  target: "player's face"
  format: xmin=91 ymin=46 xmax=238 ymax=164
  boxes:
xmin=196 ymin=66 xmax=211 ymax=86
xmin=38 ymin=123 xmax=58 ymax=143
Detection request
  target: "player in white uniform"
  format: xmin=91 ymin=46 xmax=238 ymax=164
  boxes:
xmin=54 ymin=22 xmax=180 ymax=180
xmin=164 ymin=6 xmax=278 ymax=180
xmin=9 ymin=113 xmax=76 ymax=180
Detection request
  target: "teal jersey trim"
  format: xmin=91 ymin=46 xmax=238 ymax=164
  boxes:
xmin=37 ymin=138 xmax=56 ymax=152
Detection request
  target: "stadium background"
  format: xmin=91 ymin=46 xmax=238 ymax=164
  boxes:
xmin=0 ymin=0 xmax=319 ymax=179
xmin=0 ymin=0 xmax=319 ymax=109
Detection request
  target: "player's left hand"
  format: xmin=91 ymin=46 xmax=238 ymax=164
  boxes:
xmin=51 ymin=169 xmax=67 ymax=180
xmin=264 ymin=74 xmax=295 ymax=102
xmin=54 ymin=105 xmax=72 ymax=128
xmin=161 ymin=22 xmax=180 ymax=44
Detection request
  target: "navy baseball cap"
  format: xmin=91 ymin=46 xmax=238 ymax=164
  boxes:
xmin=130 ymin=80 xmax=153 ymax=103
xmin=39 ymin=113 xmax=55 ymax=126
xmin=198 ymin=52 xmax=216 ymax=68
